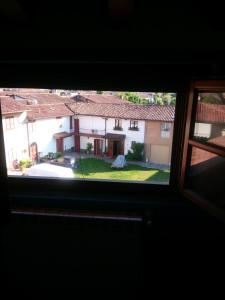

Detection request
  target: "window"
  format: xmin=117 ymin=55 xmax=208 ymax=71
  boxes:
xmin=1 ymin=88 xmax=176 ymax=185
xmin=5 ymin=117 xmax=15 ymax=130
xmin=181 ymin=81 xmax=225 ymax=218
xmin=129 ymin=120 xmax=139 ymax=130
xmin=114 ymin=119 xmax=122 ymax=130
xmin=160 ymin=123 xmax=171 ymax=138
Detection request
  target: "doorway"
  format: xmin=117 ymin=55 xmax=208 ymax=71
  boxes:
xmin=94 ymin=139 xmax=103 ymax=155
xmin=113 ymin=141 xmax=120 ymax=157
xmin=30 ymin=142 xmax=38 ymax=162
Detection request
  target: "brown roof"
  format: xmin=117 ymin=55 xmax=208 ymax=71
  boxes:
xmin=27 ymin=103 xmax=73 ymax=121
xmin=11 ymin=93 xmax=73 ymax=105
xmin=67 ymin=103 xmax=175 ymax=121
xmin=73 ymin=94 xmax=130 ymax=104
xmin=196 ymin=102 xmax=225 ymax=123
xmin=208 ymin=135 xmax=225 ymax=147
xmin=0 ymin=97 xmax=28 ymax=115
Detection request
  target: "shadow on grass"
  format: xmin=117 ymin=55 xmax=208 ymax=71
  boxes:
xmin=145 ymin=169 xmax=170 ymax=182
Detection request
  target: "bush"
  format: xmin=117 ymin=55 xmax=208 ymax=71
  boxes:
xmin=19 ymin=158 xmax=32 ymax=170
xmin=125 ymin=142 xmax=144 ymax=161
xmin=56 ymin=152 xmax=63 ymax=159
xmin=86 ymin=142 xmax=93 ymax=153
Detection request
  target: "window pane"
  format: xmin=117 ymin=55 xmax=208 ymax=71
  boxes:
xmin=193 ymin=93 xmax=225 ymax=148
xmin=187 ymin=146 xmax=225 ymax=207
xmin=0 ymin=89 xmax=176 ymax=184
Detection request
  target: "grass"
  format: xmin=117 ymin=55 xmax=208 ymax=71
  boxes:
xmin=74 ymin=158 xmax=170 ymax=183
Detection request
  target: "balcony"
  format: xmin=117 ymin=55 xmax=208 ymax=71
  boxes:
xmin=78 ymin=128 xmax=105 ymax=138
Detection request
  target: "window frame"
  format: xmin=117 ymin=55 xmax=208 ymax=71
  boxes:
xmin=5 ymin=116 xmax=15 ymax=130
xmin=0 ymin=61 xmax=187 ymax=213
xmin=129 ymin=120 xmax=139 ymax=130
xmin=114 ymin=119 xmax=122 ymax=130
xmin=180 ymin=80 xmax=225 ymax=222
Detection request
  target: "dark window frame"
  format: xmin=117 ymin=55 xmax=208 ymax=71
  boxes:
xmin=129 ymin=120 xmax=139 ymax=131
xmin=180 ymin=80 xmax=225 ymax=222
xmin=114 ymin=119 xmax=122 ymax=130
xmin=0 ymin=61 xmax=188 ymax=213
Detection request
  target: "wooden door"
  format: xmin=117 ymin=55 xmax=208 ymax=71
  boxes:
xmin=56 ymin=138 xmax=63 ymax=153
xmin=30 ymin=142 xmax=38 ymax=162
xmin=94 ymin=139 xmax=103 ymax=155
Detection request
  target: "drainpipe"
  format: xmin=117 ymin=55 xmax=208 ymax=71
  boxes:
xmin=104 ymin=118 xmax=108 ymax=153
xmin=26 ymin=122 xmax=30 ymax=158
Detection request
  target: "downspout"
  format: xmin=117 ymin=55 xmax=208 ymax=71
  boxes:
xmin=26 ymin=122 xmax=30 ymax=158
xmin=104 ymin=118 xmax=108 ymax=153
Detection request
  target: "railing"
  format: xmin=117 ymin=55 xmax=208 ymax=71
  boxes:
xmin=79 ymin=128 xmax=105 ymax=135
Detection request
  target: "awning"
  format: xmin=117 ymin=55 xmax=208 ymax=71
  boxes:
xmin=105 ymin=133 xmax=126 ymax=140
xmin=53 ymin=131 xmax=73 ymax=139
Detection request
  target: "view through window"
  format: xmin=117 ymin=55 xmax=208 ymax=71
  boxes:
xmin=0 ymin=89 xmax=176 ymax=184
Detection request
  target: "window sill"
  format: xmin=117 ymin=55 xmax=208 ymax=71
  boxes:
xmin=128 ymin=127 xmax=139 ymax=131
xmin=113 ymin=127 xmax=123 ymax=131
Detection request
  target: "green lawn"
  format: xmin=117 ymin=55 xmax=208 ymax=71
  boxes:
xmin=74 ymin=158 xmax=170 ymax=183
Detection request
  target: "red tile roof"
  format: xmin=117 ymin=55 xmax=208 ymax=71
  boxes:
xmin=0 ymin=97 xmax=28 ymax=115
xmin=196 ymin=102 xmax=225 ymax=123
xmin=11 ymin=93 xmax=73 ymax=105
xmin=73 ymin=94 xmax=130 ymax=104
xmin=67 ymin=103 xmax=175 ymax=121
xmin=27 ymin=103 xmax=74 ymax=121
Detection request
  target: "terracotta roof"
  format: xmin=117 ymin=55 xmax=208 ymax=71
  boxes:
xmin=27 ymin=103 xmax=73 ymax=121
xmin=0 ymin=97 xmax=28 ymax=115
xmin=67 ymin=103 xmax=175 ymax=121
xmin=11 ymin=93 xmax=73 ymax=105
xmin=196 ymin=102 xmax=225 ymax=123
xmin=208 ymin=135 xmax=225 ymax=147
xmin=72 ymin=94 xmax=130 ymax=104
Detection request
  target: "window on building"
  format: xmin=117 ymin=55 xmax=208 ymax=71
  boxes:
xmin=161 ymin=123 xmax=171 ymax=138
xmin=114 ymin=119 xmax=122 ymax=130
xmin=5 ymin=117 xmax=15 ymax=130
xmin=180 ymin=81 xmax=225 ymax=219
xmin=129 ymin=120 xmax=139 ymax=130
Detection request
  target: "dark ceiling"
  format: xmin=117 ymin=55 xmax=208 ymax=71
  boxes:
xmin=0 ymin=1 xmax=225 ymax=65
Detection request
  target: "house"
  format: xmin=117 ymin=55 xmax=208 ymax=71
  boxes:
xmin=1 ymin=96 xmax=74 ymax=169
xmin=1 ymin=97 xmax=29 ymax=168
xmin=195 ymin=102 xmax=225 ymax=147
xmin=68 ymin=102 xmax=175 ymax=164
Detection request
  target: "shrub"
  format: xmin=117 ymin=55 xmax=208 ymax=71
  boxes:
xmin=86 ymin=142 xmax=93 ymax=153
xmin=56 ymin=152 xmax=63 ymax=159
xmin=125 ymin=142 xmax=144 ymax=161
xmin=19 ymin=158 xmax=32 ymax=170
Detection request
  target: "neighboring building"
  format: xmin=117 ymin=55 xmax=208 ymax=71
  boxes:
xmin=1 ymin=97 xmax=29 ymax=168
xmin=195 ymin=102 xmax=225 ymax=147
xmin=72 ymin=93 xmax=130 ymax=104
xmin=68 ymin=102 xmax=175 ymax=163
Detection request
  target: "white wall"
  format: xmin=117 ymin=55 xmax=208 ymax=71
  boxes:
xmin=2 ymin=115 xmax=29 ymax=168
xmin=76 ymin=115 xmax=145 ymax=154
xmin=106 ymin=118 xmax=145 ymax=154
xmin=28 ymin=116 xmax=73 ymax=156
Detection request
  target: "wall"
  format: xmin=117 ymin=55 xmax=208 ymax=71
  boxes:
xmin=106 ymin=118 xmax=145 ymax=154
xmin=2 ymin=114 xmax=29 ymax=168
xmin=144 ymin=121 xmax=173 ymax=164
xmin=77 ymin=116 xmax=145 ymax=155
xmin=28 ymin=116 xmax=73 ymax=156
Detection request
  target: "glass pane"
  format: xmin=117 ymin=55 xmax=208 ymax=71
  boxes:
xmin=188 ymin=146 xmax=225 ymax=207
xmin=0 ymin=88 xmax=176 ymax=184
xmin=193 ymin=93 xmax=225 ymax=148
